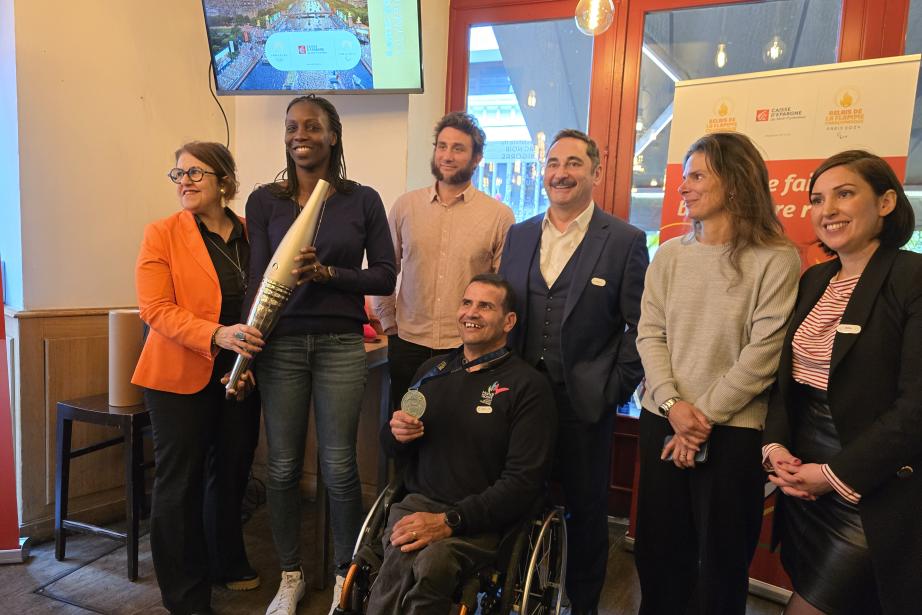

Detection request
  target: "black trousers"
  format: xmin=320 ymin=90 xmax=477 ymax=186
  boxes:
xmin=634 ymin=411 xmax=764 ymax=615
xmin=386 ymin=334 xmax=450 ymax=409
xmin=549 ymin=379 xmax=615 ymax=612
xmin=145 ymin=351 xmax=261 ymax=615
xmin=366 ymin=493 xmax=499 ymax=615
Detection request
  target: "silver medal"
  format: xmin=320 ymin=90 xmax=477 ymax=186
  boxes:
xmin=401 ymin=389 xmax=427 ymax=419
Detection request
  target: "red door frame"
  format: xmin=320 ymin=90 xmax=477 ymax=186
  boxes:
xmin=447 ymin=0 xmax=913 ymax=220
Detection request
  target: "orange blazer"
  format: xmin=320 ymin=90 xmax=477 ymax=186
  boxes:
xmin=132 ymin=209 xmax=245 ymax=394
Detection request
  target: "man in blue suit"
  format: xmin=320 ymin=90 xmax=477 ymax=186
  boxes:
xmin=499 ymin=129 xmax=648 ymax=615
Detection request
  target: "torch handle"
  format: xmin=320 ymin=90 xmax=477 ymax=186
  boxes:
xmin=224 ymin=278 xmax=294 ymax=397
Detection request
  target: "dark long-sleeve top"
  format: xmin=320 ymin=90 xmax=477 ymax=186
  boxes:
xmin=381 ymin=351 xmax=557 ymax=535
xmin=195 ymin=209 xmax=249 ymax=326
xmin=243 ymin=183 xmax=396 ymax=337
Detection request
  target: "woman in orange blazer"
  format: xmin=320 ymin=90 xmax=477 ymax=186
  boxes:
xmin=132 ymin=142 xmax=264 ymax=615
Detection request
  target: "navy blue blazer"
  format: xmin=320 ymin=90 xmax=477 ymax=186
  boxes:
xmin=499 ymin=206 xmax=649 ymax=423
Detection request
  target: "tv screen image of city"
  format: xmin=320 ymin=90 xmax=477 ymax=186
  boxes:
xmin=202 ymin=0 xmax=423 ymax=94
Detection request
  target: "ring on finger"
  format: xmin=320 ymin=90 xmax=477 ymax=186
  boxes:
xmin=412 ymin=531 xmax=418 ymax=539
xmin=234 ymin=331 xmax=246 ymax=342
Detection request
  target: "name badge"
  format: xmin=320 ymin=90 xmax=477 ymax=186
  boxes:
xmin=476 ymin=405 xmax=493 ymax=414
xmin=591 ymin=277 xmax=606 ymax=287
xmin=837 ymin=324 xmax=861 ymax=334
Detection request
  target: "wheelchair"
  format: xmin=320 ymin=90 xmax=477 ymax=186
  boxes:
xmin=333 ymin=478 xmax=567 ymax=614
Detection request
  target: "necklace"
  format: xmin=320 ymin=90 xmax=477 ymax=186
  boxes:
xmin=204 ymin=234 xmax=247 ymax=292
xmin=292 ymin=190 xmax=330 ymax=246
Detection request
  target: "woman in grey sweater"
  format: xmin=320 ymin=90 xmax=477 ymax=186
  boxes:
xmin=633 ymin=132 xmax=800 ymax=615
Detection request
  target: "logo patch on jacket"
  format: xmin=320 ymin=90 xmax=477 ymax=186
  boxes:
xmin=478 ymin=382 xmax=510 ymax=411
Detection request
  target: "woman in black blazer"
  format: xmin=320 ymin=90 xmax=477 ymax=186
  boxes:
xmin=764 ymin=150 xmax=922 ymax=615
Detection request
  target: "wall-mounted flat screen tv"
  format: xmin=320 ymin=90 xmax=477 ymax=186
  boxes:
xmin=202 ymin=1 xmax=423 ymax=94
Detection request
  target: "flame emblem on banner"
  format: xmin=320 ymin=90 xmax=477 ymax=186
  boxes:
xmin=836 ymin=88 xmax=860 ymax=108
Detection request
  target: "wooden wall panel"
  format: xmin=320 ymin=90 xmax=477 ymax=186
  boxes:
xmin=7 ymin=308 xmax=127 ymax=538
xmin=43 ymin=335 xmax=119 ymax=505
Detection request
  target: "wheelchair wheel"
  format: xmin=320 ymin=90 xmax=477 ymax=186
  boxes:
xmin=336 ymin=480 xmax=404 ymax=614
xmin=499 ymin=506 xmax=567 ymax=615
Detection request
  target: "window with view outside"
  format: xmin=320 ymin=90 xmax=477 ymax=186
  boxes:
xmin=903 ymin=0 xmax=922 ymax=253
xmin=629 ymin=0 xmax=843 ymax=258
xmin=466 ymin=20 xmax=593 ymax=222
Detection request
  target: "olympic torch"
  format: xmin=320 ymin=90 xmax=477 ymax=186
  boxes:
xmin=225 ymin=179 xmax=330 ymax=396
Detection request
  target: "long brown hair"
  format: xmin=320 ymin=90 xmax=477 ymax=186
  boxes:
xmin=683 ymin=132 xmax=788 ymax=275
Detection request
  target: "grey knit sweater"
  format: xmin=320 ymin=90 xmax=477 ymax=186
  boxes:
xmin=637 ymin=235 xmax=800 ymax=429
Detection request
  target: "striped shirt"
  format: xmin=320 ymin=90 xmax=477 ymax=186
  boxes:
xmin=791 ymin=274 xmax=860 ymax=390
xmin=763 ymin=272 xmax=863 ymax=504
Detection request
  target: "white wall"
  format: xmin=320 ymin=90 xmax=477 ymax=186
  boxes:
xmin=13 ymin=0 xmax=235 ymax=309
xmin=0 ymin=0 xmax=23 ymax=309
xmin=405 ymin=0 xmax=449 ymax=193
xmin=9 ymin=0 xmax=449 ymax=310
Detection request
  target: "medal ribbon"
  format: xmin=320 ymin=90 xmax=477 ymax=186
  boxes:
xmin=407 ymin=346 xmax=510 ymax=392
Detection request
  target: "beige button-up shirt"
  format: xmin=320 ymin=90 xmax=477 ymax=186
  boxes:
xmin=540 ymin=202 xmax=595 ymax=287
xmin=371 ymin=182 xmax=515 ymax=349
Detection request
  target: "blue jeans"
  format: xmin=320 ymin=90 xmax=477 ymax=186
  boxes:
xmin=256 ymin=333 xmax=368 ymax=570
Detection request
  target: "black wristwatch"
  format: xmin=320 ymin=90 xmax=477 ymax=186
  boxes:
xmin=444 ymin=509 xmax=463 ymax=533
xmin=658 ymin=397 xmax=680 ymax=418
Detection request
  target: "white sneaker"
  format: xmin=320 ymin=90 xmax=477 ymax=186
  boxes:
xmin=266 ymin=569 xmax=306 ymax=615
xmin=328 ymin=574 xmax=346 ymax=614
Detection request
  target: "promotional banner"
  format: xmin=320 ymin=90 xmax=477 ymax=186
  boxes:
xmin=0 ymin=264 xmax=23 ymax=563
xmin=660 ymin=55 xmax=921 ymax=268
xmin=655 ymin=55 xmax=920 ymax=596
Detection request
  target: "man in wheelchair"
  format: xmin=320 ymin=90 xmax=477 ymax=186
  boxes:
xmin=363 ymin=273 xmax=557 ymax=614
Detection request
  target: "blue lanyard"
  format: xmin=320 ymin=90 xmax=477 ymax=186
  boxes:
xmin=408 ymin=346 xmax=511 ymax=391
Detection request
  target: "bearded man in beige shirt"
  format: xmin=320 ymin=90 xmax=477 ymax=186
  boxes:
xmin=372 ymin=112 xmax=514 ymax=409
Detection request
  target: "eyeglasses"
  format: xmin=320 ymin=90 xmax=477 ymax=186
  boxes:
xmin=167 ymin=166 xmax=219 ymax=184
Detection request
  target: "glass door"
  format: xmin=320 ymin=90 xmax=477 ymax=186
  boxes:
xmin=465 ymin=19 xmax=595 ymax=221
xmin=625 ymin=0 xmax=845 ymax=256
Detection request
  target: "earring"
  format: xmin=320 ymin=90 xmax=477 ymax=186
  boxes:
xmin=220 ymin=187 xmax=226 ymax=195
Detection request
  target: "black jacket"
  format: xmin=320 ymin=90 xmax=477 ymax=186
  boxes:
xmin=764 ymin=246 xmax=922 ymax=614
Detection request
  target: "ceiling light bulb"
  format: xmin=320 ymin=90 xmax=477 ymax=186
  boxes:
xmin=764 ymin=36 xmax=785 ymax=64
xmin=715 ymin=43 xmax=728 ymax=69
xmin=575 ymin=0 xmax=615 ymax=37
xmin=526 ymin=89 xmax=537 ymax=108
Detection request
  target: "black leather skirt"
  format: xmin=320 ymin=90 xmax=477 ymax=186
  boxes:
xmin=778 ymin=386 xmax=881 ymax=615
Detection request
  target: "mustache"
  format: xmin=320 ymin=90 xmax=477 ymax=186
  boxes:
xmin=549 ymin=179 xmax=577 ymax=188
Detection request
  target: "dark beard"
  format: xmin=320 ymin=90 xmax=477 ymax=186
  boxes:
xmin=431 ymin=156 xmax=476 ymax=186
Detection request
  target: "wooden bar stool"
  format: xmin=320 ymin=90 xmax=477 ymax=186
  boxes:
xmin=54 ymin=394 xmax=150 ymax=581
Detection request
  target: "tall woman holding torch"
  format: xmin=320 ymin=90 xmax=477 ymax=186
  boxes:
xmin=133 ymin=142 xmax=263 ymax=615
xmin=244 ymin=95 xmax=396 ymax=615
